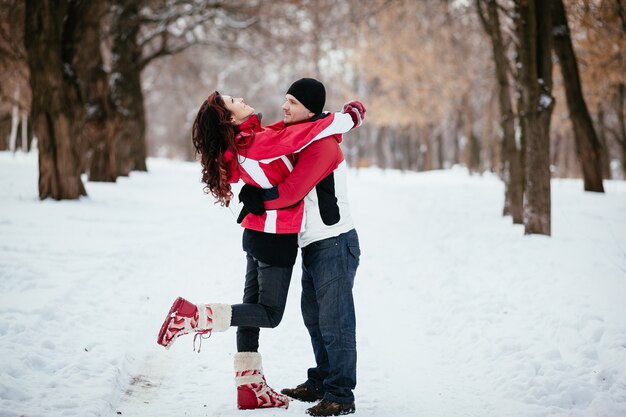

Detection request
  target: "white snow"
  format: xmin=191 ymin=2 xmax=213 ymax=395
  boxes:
xmin=539 ymin=94 xmax=553 ymax=110
xmin=1 ymin=151 xmax=625 ymax=417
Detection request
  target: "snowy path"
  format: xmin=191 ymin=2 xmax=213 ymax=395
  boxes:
xmin=1 ymin=152 xmax=625 ymax=417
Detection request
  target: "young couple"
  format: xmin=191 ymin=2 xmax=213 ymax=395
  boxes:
xmin=157 ymin=78 xmax=364 ymax=417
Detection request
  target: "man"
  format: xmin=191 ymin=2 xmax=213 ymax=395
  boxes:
xmin=240 ymin=78 xmax=363 ymax=416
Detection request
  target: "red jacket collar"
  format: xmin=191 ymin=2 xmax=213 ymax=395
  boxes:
xmin=238 ymin=113 xmax=262 ymax=133
xmin=224 ymin=113 xmax=262 ymax=162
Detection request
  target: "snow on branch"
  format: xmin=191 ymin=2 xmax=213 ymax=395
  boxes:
xmin=137 ymin=0 xmax=259 ymax=69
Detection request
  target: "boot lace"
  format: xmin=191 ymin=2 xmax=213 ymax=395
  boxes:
xmin=193 ymin=330 xmax=211 ymax=353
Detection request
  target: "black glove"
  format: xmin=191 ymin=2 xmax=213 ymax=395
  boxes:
xmin=237 ymin=207 xmax=249 ymax=224
xmin=239 ymin=184 xmax=265 ymax=215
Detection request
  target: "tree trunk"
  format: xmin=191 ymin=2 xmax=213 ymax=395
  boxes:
xmin=617 ymin=83 xmax=626 ymax=178
xmin=68 ymin=0 xmax=117 ymax=182
xmin=14 ymin=111 xmax=32 ymax=152
xmin=467 ymin=131 xmax=481 ymax=174
xmin=25 ymin=0 xmax=86 ymax=200
xmin=596 ymin=104 xmax=612 ymax=179
xmin=485 ymin=90 xmax=499 ymax=174
xmin=110 ymin=0 xmax=147 ymax=176
xmin=561 ymin=132 xmax=571 ymax=177
xmin=477 ymin=0 xmax=524 ymax=222
xmin=462 ymin=94 xmax=481 ymax=174
xmin=408 ymin=127 xmax=416 ymax=171
xmin=551 ymin=132 xmax=562 ymax=176
xmin=388 ymin=127 xmax=398 ymax=169
xmin=0 ymin=114 xmax=10 ymax=150
xmin=424 ymin=128 xmax=434 ymax=171
xmin=516 ymin=0 xmax=554 ymax=236
xmin=436 ymin=131 xmax=444 ymax=170
xmin=20 ymin=112 xmax=29 ymax=151
xmin=9 ymin=104 xmax=18 ymax=151
xmin=375 ymin=125 xmax=388 ymax=169
xmin=552 ymin=0 xmax=604 ymax=192
xmin=453 ymin=107 xmax=463 ymax=166
xmin=400 ymin=126 xmax=411 ymax=172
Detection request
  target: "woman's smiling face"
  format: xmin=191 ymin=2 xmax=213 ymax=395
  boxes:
xmin=222 ymin=95 xmax=255 ymax=125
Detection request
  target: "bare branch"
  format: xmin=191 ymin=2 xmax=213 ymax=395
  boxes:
xmin=475 ymin=0 xmax=493 ymax=34
xmin=496 ymin=0 xmax=515 ymax=20
xmin=140 ymin=33 xmax=262 ymax=70
xmin=138 ymin=3 xmax=258 ymax=50
xmin=606 ymin=125 xmax=624 ymax=145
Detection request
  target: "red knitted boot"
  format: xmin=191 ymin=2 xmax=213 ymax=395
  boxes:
xmin=235 ymin=352 xmax=289 ymax=410
xmin=157 ymin=297 xmax=231 ymax=349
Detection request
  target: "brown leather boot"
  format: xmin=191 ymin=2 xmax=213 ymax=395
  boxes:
xmin=281 ymin=383 xmax=324 ymax=402
xmin=306 ymin=399 xmax=355 ymax=416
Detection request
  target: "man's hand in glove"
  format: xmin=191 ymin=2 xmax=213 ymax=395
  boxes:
xmin=236 ymin=184 xmax=265 ymax=224
xmin=342 ymin=100 xmax=366 ymax=128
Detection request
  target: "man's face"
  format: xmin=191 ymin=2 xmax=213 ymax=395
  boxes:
xmin=282 ymin=94 xmax=314 ymax=124
xmin=222 ymin=95 xmax=255 ymax=125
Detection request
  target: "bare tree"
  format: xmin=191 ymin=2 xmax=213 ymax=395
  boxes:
xmin=108 ymin=0 xmax=145 ymax=176
xmin=25 ymin=0 xmax=87 ymax=200
xmin=107 ymin=0 xmax=260 ymax=176
xmin=515 ymin=0 xmax=554 ymax=236
xmin=616 ymin=83 xmax=626 ymax=177
xmin=552 ymin=0 xmax=605 ymax=192
xmin=595 ymin=103 xmax=612 ymax=179
xmin=476 ymin=0 xmax=524 ymax=223
xmin=67 ymin=0 xmax=117 ymax=182
xmin=1 ymin=0 xmax=31 ymax=152
xmin=562 ymin=1 xmax=626 ymax=178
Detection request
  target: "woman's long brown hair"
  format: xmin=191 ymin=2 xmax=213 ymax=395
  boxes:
xmin=191 ymin=91 xmax=241 ymax=206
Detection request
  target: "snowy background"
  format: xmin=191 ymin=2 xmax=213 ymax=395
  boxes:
xmin=1 ymin=151 xmax=625 ymax=417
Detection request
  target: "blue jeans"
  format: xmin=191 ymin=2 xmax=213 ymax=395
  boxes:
xmin=301 ymin=229 xmax=360 ymax=404
xmin=232 ymin=255 xmax=293 ymax=352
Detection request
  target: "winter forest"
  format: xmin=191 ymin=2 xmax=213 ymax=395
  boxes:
xmin=1 ymin=1 xmax=626 ymax=417
xmin=0 ymin=0 xmax=625 ymax=234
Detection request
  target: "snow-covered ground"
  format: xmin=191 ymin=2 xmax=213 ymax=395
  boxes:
xmin=1 ymin=151 xmax=625 ymax=417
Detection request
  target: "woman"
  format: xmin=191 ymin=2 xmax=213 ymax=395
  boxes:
xmin=157 ymin=90 xmax=364 ymax=410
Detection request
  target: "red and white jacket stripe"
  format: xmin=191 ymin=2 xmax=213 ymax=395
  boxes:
xmin=225 ymin=112 xmax=354 ymax=234
xmin=262 ymin=137 xmax=353 ymax=247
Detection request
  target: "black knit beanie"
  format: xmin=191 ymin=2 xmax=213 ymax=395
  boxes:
xmin=286 ymin=78 xmax=326 ymax=115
